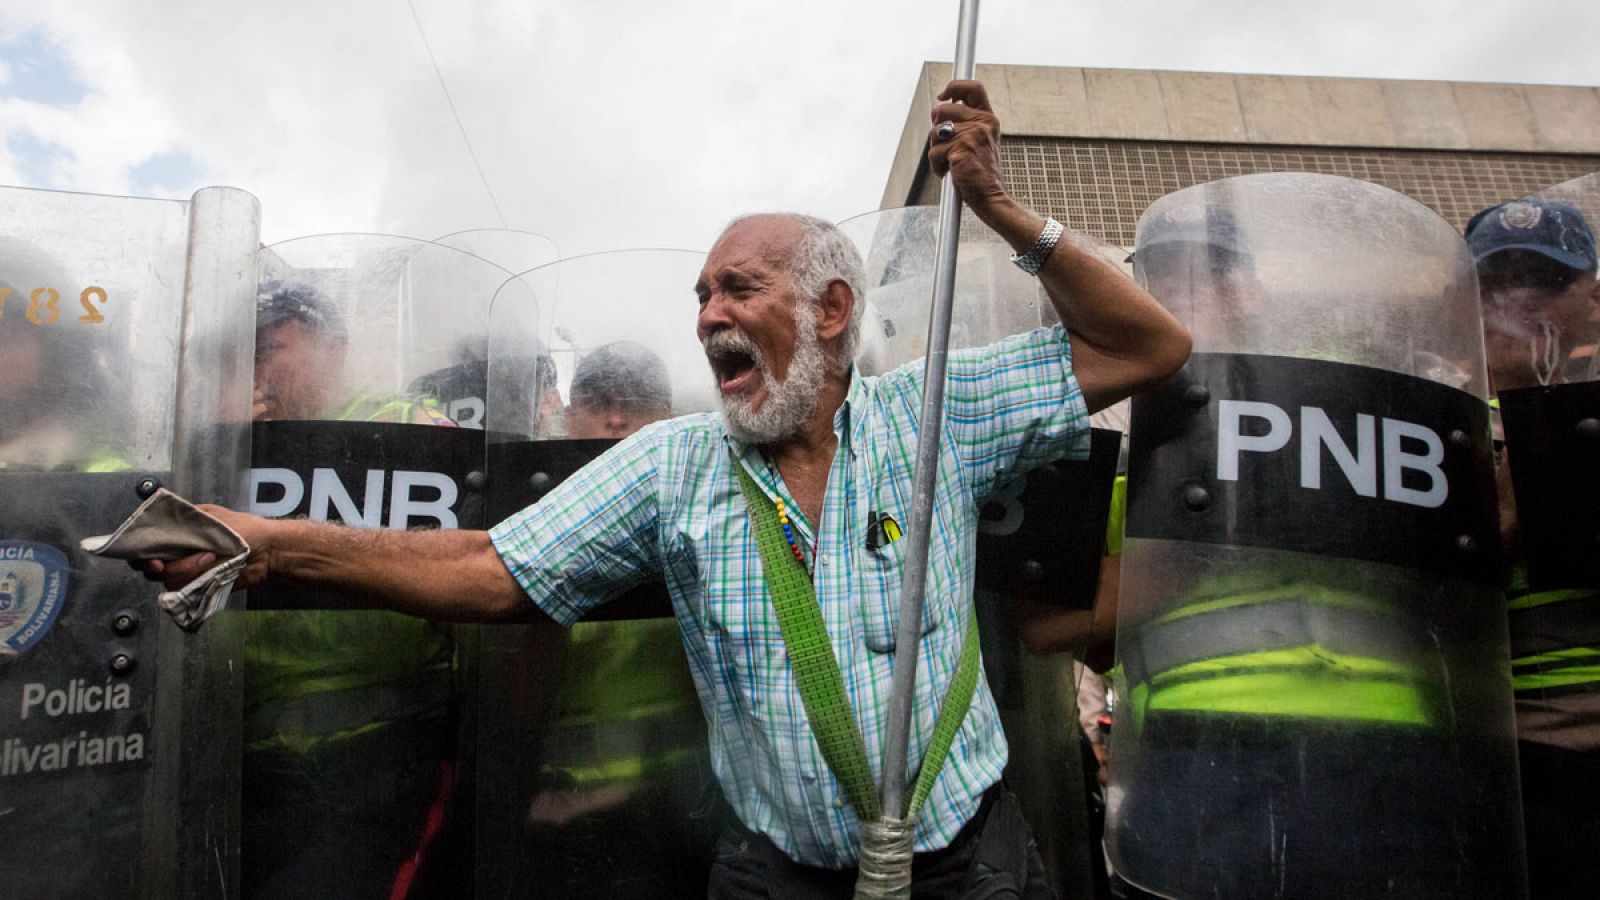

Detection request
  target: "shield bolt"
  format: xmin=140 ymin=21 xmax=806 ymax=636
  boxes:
xmin=108 ymin=653 xmax=136 ymax=676
xmin=1021 ymin=559 xmax=1045 ymax=582
xmin=529 ymin=472 xmax=553 ymax=493
xmin=1577 ymin=418 xmax=1600 ymax=440
xmin=1448 ymin=429 xmax=1469 ymax=448
xmin=1182 ymin=485 xmax=1211 ymax=512
xmin=1456 ymin=534 xmax=1478 ymax=554
xmin=1183 ymin=384 xmax=1210 ymax=408
xmin=465 ymin=470 xmax=487 ymax=491
xmin=111 ymin=611 xmax=139 ymax=637
xmin=136 ymin=477 xmax=163 ymax=499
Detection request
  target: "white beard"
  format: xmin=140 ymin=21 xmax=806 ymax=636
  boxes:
xmin=710 ymin=305 xmax=827 ymax=445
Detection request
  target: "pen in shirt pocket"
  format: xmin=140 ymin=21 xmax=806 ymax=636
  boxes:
xmin=865 ymin=511 xmax=903 ymax=551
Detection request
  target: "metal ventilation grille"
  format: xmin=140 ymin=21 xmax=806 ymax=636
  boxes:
xmin=1000 ymin=136 xmax=1600 ymax=249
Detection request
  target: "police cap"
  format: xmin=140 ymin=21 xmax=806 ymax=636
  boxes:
xmin=1466 ymin=198 xmax=1597 ymax=272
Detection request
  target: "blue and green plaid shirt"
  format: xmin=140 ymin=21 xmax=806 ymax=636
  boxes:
xmin=489 ymin=324 xmax=1089 ymax=867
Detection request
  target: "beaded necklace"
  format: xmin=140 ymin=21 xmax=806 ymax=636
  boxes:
xmin=763 ymin=455 xmax=810 ymax=578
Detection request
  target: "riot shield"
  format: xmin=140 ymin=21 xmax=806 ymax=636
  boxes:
xmin=1109 ymin=174 xmax=1522 ymax=899
xmin=0 ymin=185 xmax=259 ymax=898
xmin=1490 ymin=171 xmax=1600 ymax=900
xmin=1487 ymin=174 xmax=1600 ymax=588
xmin=434 ymin=228 xmax=561 ymax=276
xmin=475 ymin=249 xmax=716 ymax=899
xmin=837 ymin=207 xmax=1124 ymax=898
xmin=243 ymin=234 xmax=529 ymax=899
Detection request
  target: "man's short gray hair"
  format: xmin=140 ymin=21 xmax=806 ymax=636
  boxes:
xmin=724 ymin=212 xmax=866 ymax=373
xmin=571 ymin=340 xmax=672 ymax=412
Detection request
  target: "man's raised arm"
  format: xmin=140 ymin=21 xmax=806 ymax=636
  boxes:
xmin=927 ymin=79 xmax=1192 ymax=412
xmin=139 ymin=508 xmax=537 ymax=623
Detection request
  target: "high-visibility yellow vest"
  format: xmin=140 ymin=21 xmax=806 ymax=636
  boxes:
xmin=540 ymin=618 xmax=705 ymax=788
xmin=1109 ymin=479 xmax=1439 ymax=736
xmin=244 ymin=396 xmax=458 ymax=755
xmin=1490 ymin=395 xmax=1600 ymax=739
xmin=1120 ymin=576 xmax=1440 ymax=735
xmin=1506 ymin=563 xmax=1600 ymax=698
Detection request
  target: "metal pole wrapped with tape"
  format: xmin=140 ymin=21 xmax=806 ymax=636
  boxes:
xmin=862 ymin=2 xmax=981 ymax=898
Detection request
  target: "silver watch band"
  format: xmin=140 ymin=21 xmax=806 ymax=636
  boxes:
xmin=1011 ymin=218 xmax=1065 ymax=276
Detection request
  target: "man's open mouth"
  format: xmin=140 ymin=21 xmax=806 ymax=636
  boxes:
xmin=707 ymin=338 xmax=761 ymax=394
xmin=709 ymin=349 xmax=756 ymax=392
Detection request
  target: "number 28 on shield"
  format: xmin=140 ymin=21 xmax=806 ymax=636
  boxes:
xmin=0 ymin=285 xmax=111 ymax=325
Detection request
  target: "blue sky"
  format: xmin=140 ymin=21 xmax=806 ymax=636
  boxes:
xmin=2 ymin=0 xmax=1598 ymax=252
xmin=0 ymin=30 xmax=86 ymax=104
xmin=1 ymin=30 xmax=83 ymax=189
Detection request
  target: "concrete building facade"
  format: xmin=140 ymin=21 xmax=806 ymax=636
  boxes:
xmin=883 ymin=63 xmax=1600 ymax=248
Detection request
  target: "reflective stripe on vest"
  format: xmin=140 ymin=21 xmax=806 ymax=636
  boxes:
xmin=543 ymin=620 xmax=706 ymax=788
xmin=0 ymin=453 xmax=132 ymax=472
xmin=540 ymin=714 xmax=707 ymax=787
xmin=1506 ymin=561 xmax=1600 ymax=696
xmin=245 ymin=673 xmax=453 ymax=755
xmin=1512 ymin=646 xmax=1600 ymax=693
xmin=1105 ymin=474 xmax=1128 ymax=558
xmin=1122 ymin=584 xmax=1438 ymax=733
xmin=333 ymin=394 xmax=456 ymax=426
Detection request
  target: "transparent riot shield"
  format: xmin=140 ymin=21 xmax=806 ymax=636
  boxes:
xmin=1110 ymin=174 xmax=1521 ymax=899
xmin=476 ymin=250 xmax=716 ymax=899
xmin=1486 ymin=174 xmax=1600 ymax=588
xmin=0 ymin=185 xmax=259 ymax=898
xmin=434 ymin=228 xmax=561 ymax=276
xmin=243 ymin=235 xmax=528 ymax=898
xmin=838 ymin=207 xmax=1125 ymax=898
xmin=1491 ymin=171 xmax=1600 ymax=900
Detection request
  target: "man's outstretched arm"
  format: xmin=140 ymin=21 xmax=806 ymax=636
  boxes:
xmin=928 ymin=80 xmax=1192 ymax=412
xmin=139 ymin=508 xmax=539 ymax=623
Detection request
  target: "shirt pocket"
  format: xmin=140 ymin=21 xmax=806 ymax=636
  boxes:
xmin=859 ymin=537 xmax=940 ymax=653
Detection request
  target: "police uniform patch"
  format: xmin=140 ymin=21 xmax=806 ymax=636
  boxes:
xmin=1500 ymin=201 xmax=1543 ymax=230
xmin=0 ymin=541 xmax=70 ymax=657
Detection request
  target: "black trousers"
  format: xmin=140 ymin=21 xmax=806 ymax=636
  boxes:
xmin=242 ymin=718 xmax=456 ymax=900
xmin=707 ymin=785 xmax=1055 ymax=900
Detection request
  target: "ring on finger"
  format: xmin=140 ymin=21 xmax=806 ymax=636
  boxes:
xmin=935 ymin=121 xmax=956 ymax=142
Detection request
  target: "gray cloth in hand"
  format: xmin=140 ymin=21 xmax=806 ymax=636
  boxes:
xmin=80 ymin=488 xmax=249 ymax=632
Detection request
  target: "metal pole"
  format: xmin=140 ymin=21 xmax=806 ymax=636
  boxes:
xmin=878 ymin=0 xmax=981 ymax=823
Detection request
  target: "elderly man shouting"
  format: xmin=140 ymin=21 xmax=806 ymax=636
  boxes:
xmin=141 ymin=81 xmax=1190 ymax=899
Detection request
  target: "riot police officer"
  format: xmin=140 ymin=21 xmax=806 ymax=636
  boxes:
xmin=1469 ymin=196 xmax=1600 ymax=898
xmin=516 ymin=340 xmax=713 ymax=900
xmin=1107 ymin=180 xmax=1521 ymax=900
xmin=243 ymin=282 xmax=459 ymax=900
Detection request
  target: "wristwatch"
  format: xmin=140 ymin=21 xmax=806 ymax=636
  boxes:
xmin=1011 ymin=218 xmax=1065 ymax=276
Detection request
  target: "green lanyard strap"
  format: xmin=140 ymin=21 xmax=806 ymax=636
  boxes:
xmin=734 ymin=459 xmax=980 ymax=822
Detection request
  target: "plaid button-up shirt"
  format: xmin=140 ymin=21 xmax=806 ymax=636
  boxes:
xmin=489 ymin=324 xmax=1090 ymax=867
